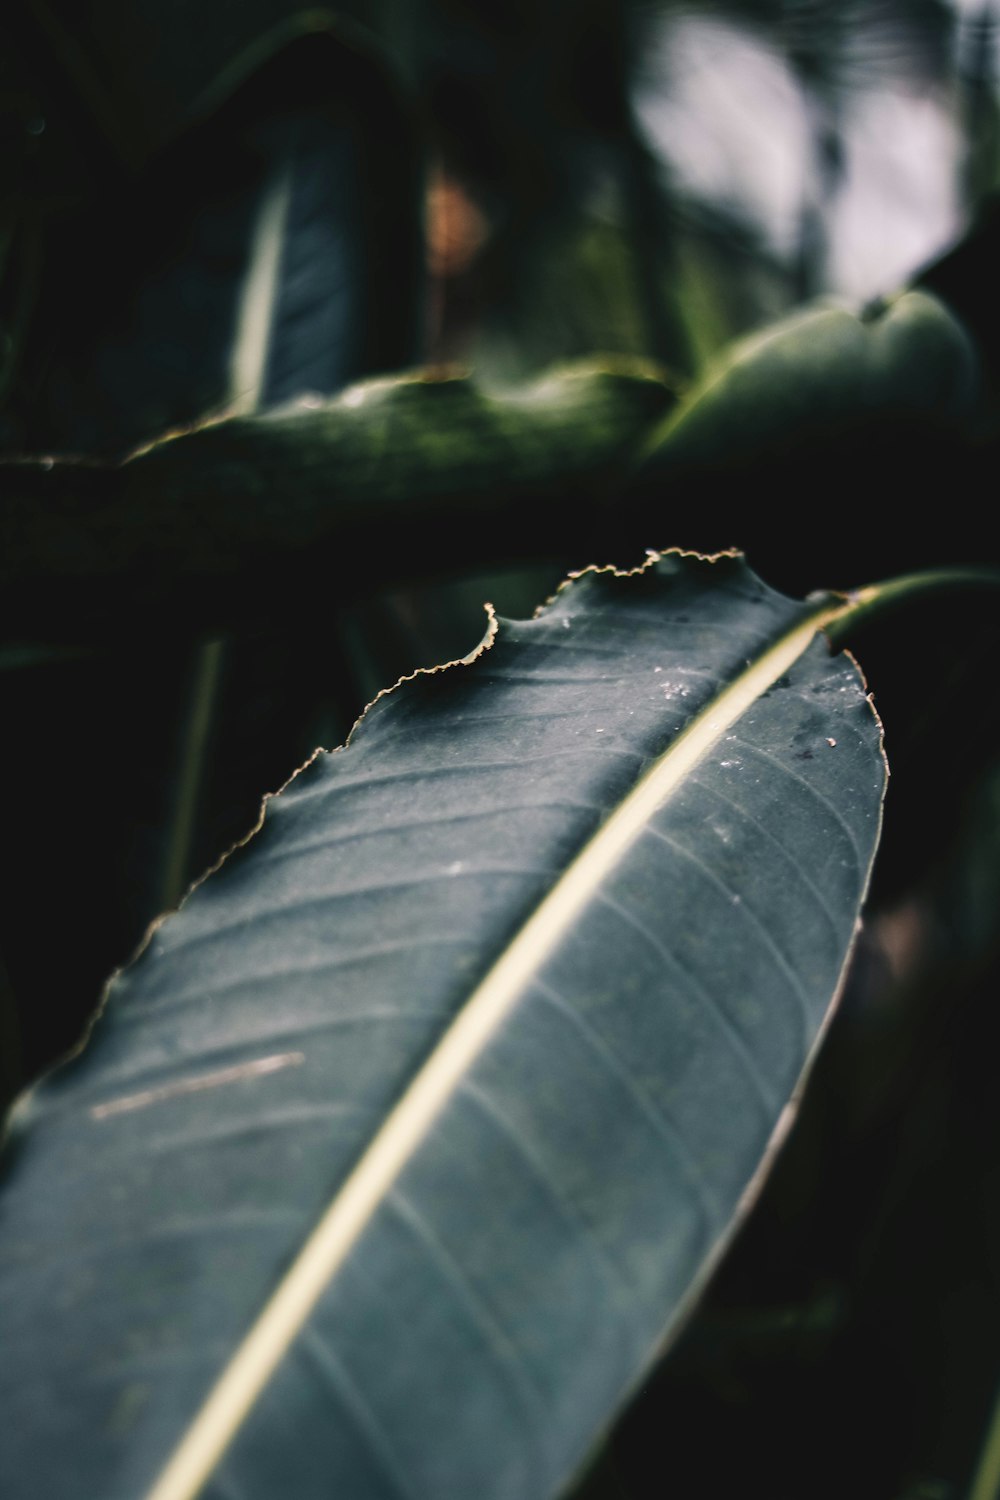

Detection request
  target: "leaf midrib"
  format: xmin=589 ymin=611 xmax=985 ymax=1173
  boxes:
xmin=142 ymin=581 xmax=857 ymax=1500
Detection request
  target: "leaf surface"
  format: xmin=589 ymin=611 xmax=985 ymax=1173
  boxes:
xmin=0 ymin=360 xmax=671 ymax=643
xmin=0 ymin=553 xmax=886 ymax=1500
xmin=636 ymin=291 xmax=978 ymax=477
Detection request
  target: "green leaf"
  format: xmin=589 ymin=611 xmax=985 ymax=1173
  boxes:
xmin=0 ymin=359 xmax=672 ymax=643
xmin=0 ymin=552 xmax=886 ymax=1500
xmin=634 ymin=289 xmax=979 ymax=477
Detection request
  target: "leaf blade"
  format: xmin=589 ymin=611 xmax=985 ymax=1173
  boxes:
xmin=0 ymin=553 xmax=886 ymax=1500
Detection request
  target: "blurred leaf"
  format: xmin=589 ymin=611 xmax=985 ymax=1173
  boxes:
xmin=636 ymin=288 xmax=979 ymax=474
xmin=622 ymin=288 xmax=989 ymax=589
xmin=0 ymin=359 xmax=672 ymax=643
xmin=1 ymin=4 xmax=418 ymax=169
xmin=0 ymin=552 xmax=885 ymax=1500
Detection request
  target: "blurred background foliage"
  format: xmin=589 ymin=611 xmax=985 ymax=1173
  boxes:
xmin=2 ymin=2 xmax=1000 ymax=1496
xmin=420 ymin=0 xmax=998 ymax=374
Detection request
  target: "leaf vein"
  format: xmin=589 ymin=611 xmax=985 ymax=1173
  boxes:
xmin=645 ymin=829 xmax=812 ymax=1049
xmin=594 ymin=893 xmax=777 ymax=1114
xmin=533 ymin=980 xmax=716 ymax=1227
xmin=725 ymin=740 xmax=866 ymax=868
xmin=298 ymin=1329 xmax=421 ymax=1500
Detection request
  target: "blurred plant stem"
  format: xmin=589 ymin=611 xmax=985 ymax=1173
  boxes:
xmin=968 ymin=1377 xmax=1000 ymax=1500
xmin=960 ymin=0 xmax=1000 ymax=206
xmin=159 ymin=638 xmax=225 ymax=911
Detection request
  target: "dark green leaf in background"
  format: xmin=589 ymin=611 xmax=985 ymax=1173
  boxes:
xmin=0 ymin=359 xmax=672 ymax=645
xmin=0 ymin=553 xmax=885 ymax=1500
xmin=635 ymin=289 xmax=980 ymax=480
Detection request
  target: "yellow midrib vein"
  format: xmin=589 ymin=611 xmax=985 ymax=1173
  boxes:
xmin=145 ymin=592 xmax=851 ymax=1500
xmin=228 ymin=161 xmax=293 ymax=416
